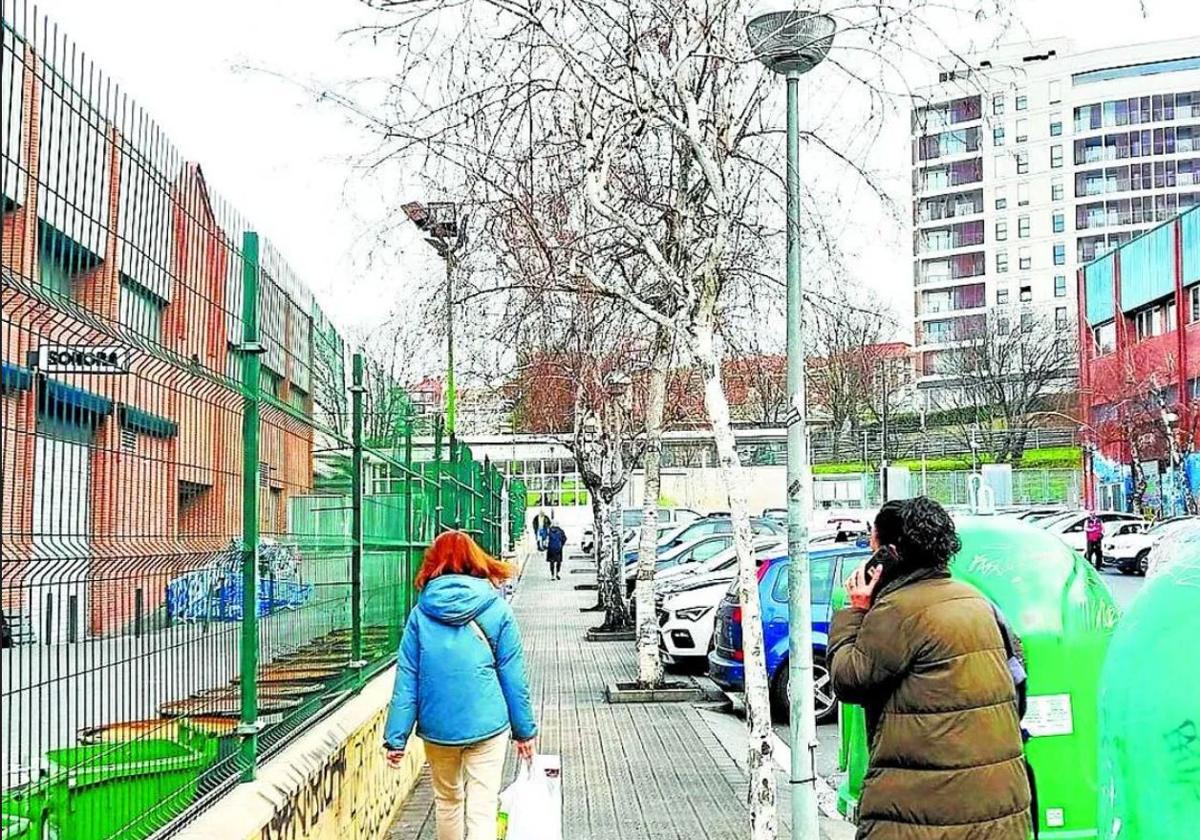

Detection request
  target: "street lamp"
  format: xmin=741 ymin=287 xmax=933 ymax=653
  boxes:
xmin=746 ymin=9 xmax=835 ymax=840
xmin=403 ymin=200 xmax=469 ymax=434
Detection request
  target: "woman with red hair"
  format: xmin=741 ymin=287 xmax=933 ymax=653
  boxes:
xmin=384 ymin=530 xmax=537 ymax=840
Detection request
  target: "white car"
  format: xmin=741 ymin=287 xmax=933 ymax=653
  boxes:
xmin=1146 ymin=519 xmax=1200 ymax=577
xmin=1113 ymin=517 xmax=1199 ymax=576
xmin=653 ymin=538 xmax=784 ymax=590
xmin=1042 ymin=511 xmax=1143 ymax=553
xmin=659 ymin=578 xmax=731 ymax=669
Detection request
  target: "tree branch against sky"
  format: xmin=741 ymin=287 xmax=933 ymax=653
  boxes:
xmin=330 ymin=1 xmax=1036 ymax=834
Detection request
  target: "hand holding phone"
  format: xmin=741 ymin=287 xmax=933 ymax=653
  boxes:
xmin=846 ymin=562 xmax=884 ymax=610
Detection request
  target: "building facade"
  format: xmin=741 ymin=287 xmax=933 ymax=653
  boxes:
xmin=1078 ymin=206 xmax=1200 ymax=513
xmin=1 ymin=17 xmax=333 ymax=641
xmin=912 ymin=38 xmax=1200 ymax=396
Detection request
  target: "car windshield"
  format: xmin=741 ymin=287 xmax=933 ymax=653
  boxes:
xmin=1149 ymin=518 xmax=1195 ymax=537
xmin=1039 ymin=511 xmax=1084 ymax=529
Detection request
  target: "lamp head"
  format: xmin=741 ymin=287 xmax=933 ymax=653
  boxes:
xmin=746 ymin=8 xmax=835 ymax=76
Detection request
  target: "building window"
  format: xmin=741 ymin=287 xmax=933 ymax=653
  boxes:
xmin=996 ymin=220 xmax=1009 ymax=241
xmin=993 ymin=126 xmax=1006 ymax=146
xmin=1021 ymin=311 xmax=1034 ymax=332
xmin=1052 ymin=212 xmax=1065 ymax=233
xmin=1016 ymin=92 xmax=1028 ymax=111
xmin=1020 ymin=284 xmax=1033 ymax=303
xmin=1018 ymin=183 xmax=1030 ymax=205
xmin=1133 ymin=301 xmax=1175 ymax=340
xmin=1050 ymin=112 xmax=1063 ymax=136
xmin=1016 ymin=119 xmax=1029 ymax=143
xmin=1051 ymin=145 xmax=1064 ymax=168
xmin=994 ymin=154 xmax=1006 ymax=178
xmin=997 ymin=287 xmax=1010 ymax=305
xmin=1093 ymin=321 xmax=1116 ymax=354
xmin=1049 ymin=80 xmax=1062 ymax=104
xmin=1018 ymin=216 xmax=1031 ymax=238
xmin=1191 ymin=285 xmax=1200 ymax=322
xmin=119 ymin=277 xmax=166 ymax=341
xmin=1055 ymin=275 xmax=1067 ymax=297
xmin=997 ymin=251 xmax=1009 ymax=273
xmin=995 ymin=187 xmax=1007 ymax=210
xmin=1016 ymin=152 xmax=1029 ymax=174
xmin=1053 ymin=243 xmax=1066 ymax=265
xmin=1051 ymin=180 xmax=1064 ymax=201
xmin=1055 ymin=307 xmax=1069 ymax=330
xmin=993 ymin=94 xmax=1005 ymax=115
xmin=1019 ymin=248 xmax=1032 ymax=271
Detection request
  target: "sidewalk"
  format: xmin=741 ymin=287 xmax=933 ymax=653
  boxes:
xmin=386 ymin=551 xmax=759 ymax=839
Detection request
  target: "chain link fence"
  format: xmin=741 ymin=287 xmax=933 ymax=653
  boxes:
xmin=0 ymin=5 xmax=517 ymax=838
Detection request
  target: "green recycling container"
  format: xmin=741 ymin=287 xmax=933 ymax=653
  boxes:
xmin=836 ymin=516 xmax=1120 ymax=839
xmin=44 ymin=738 xmax=210 ymax=840
xmin=1097 ymin=542 xmax=1200 ymax=839
xmin=2 ymin=782 xmax=52 ymax=840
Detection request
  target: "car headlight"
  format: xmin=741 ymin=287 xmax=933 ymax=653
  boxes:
xmin=674 ymin=606 xmax=712 ymax=622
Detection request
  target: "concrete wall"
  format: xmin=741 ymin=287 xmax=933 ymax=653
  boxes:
xmin=176 ymin=668 xmax=425 ymax=840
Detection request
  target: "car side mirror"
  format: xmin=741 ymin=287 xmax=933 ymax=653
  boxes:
xmin=855 ymin=536 xmax=869 ymax=548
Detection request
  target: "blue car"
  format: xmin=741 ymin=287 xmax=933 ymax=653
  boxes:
xmin=708 ymin=545 xmax=869 ymax=723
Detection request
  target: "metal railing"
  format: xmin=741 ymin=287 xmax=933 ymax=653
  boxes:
xmin=0 ymin=5 xmax=516 ymax=838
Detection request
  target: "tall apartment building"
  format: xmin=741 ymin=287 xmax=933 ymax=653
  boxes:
xmin=911 ymin=38 xmax=1200 ymax=396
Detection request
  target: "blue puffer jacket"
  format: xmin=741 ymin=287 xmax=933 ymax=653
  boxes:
xmin=384 ymin=575 xmax=537 ymax=750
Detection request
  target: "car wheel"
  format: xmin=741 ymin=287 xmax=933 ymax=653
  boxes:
xmin=1137 ymin=550 xmax=1150 ymax=576
xmin=769 ymin=657 xmax=837 ymax=725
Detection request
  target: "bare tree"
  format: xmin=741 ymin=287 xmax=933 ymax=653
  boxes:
xmin=933 ymin=306 xmax=1076 ymax=463
xmin=326 ymin=0 xmax=1024 ymax=833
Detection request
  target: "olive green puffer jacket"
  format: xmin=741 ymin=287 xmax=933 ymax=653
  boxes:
xmin=829 ymin=566 xmax=1032 ymax=840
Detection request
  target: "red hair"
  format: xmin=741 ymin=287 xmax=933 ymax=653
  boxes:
xmin=415 ymin=531 xmax=516 ymax=590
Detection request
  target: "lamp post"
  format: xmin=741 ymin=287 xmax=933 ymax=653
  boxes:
xmin=746 ymin=9 xmax=835 ymax=840
xmin=403 ymin=200 xmax=468 ymax=434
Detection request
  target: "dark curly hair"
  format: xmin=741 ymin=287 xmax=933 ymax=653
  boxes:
xmin=873 ymin=500 xmax=907 ymax=548
xmin=894 ymin=497 xmax=962 ymax=572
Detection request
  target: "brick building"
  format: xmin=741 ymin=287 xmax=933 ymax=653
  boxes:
xmin=1 ymin=24 xmax=326 ymax=641
xmin=1078 ymin=205 xmax=1200 ymax=512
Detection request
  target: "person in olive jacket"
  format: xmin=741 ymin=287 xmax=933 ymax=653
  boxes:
xmin=829 ymin=498 xmax=1031 ymax=840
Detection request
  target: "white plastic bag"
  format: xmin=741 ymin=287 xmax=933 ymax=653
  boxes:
xmin=498 ymin=755 xmax=561 ymax=840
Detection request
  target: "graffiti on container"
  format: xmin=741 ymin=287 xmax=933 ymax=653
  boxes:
xmin=261 ymin=745 xmax=348 ymax=840
xmin=1164 ymin=719 xmax=1200 ymax=800
xmin=166 ymin=539 xmax=314 ymax=622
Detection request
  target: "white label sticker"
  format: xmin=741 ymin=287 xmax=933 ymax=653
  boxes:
xmin=1045 ymin=808 xmax=1065 ymax=828
xmin=1023 ymin=694 xmax=1074 ymax=737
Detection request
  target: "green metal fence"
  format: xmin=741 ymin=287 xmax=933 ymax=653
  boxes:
xmin=0 ymin=4 xmax=509 ymax=837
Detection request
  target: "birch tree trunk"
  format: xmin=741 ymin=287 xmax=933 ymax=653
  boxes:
xmin=594 ymin=492 xmax=631 ymax=631
xmin=694 ymin=321 xmax=778 ymax=838
xmin=635 ymin=325 xmax=671 ymax=687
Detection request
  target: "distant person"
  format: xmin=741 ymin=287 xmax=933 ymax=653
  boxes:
xmin=829 ymin=498 xmax=1031 ymax=840
xmin=532 ymin=511 xmax=550 ymax=551
xmin=546 ymin=521 xmax=568 ymax=580
xmin=1085 ymin=512 xmax=1105 ymax=570
xmin=384 ymin=531 xmax=537 ymax=840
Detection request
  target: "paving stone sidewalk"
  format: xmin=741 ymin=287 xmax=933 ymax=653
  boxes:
xmin=386 ymin=551 xmax=762 ymax=840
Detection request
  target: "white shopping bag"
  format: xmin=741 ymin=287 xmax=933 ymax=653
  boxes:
xmin=498 ymin=755 xmax=561 ymax=840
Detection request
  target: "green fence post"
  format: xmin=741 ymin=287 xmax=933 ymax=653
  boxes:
xmin=403 ymin=418 xmax=416 ymax=626
xmin=350 ymin=352 xmax=365 ymax=677
xmin=433 ymin=417 xmax=445 ymax=531
xmin=238 ymin=231 xmax=263 ymax=782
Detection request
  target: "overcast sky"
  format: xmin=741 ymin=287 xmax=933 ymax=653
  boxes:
xmin=25 ymin=0 xmax=1200 ymax=355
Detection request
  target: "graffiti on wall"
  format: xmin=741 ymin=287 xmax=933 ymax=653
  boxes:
xmin=259 ymin=709 xmax=424 ymax=840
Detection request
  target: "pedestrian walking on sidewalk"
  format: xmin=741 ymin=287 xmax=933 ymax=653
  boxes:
xmin=1085 ymin=511 xmax=1105 ymax=570
xmin=828 ymin=498 xmax=1031 ymax=840
xmin=532 ymin=511 xmax=550 ymax=551
xmin=384 ymin=530 xmax=538 ymax=840
xmin=546 ymin=521 xmax=567 ymax=580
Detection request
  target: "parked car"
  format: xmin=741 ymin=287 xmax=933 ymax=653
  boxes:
xmin=643 ymin=516 xmax=784 ymax=562
xmin=1106 ymin=516 xmax=1198 ymax=575
xmin=623 ymin=533 xmax=735 ymax=595
xmin=1146 ymin=519 xmax=1200 ymax=577
xmin=582 ymin=506 xmax=701 ymax=554
xmin=656 ymin=540 xmax=789 ymax=670
xmin=708 ymin=544 xmax=871 ymax=723
xmin=762 ymin=507 xmax=788 ymax=526
xmin=1042 ymin=510 xmax=1143 ymax=553
xmin=1005 ymin=505 xmax=1070 ymax=523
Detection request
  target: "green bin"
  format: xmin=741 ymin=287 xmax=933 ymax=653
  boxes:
xmin=1097 ymin=542 xmax=1200 ymax=839
xmin=836 ymin=516 xmax=1120 ymax=839
xmin=44 ymin=739 xmax=209 ymax=840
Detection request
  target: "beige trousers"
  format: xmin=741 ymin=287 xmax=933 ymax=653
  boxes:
xmin=425 ymin=732 xmax=509 ymax=840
